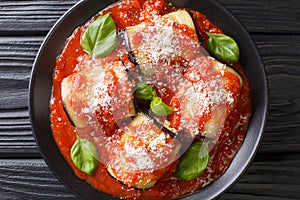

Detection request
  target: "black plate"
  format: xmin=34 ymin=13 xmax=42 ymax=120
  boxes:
xmin=29 ymin=0 xmax=268 ymax=199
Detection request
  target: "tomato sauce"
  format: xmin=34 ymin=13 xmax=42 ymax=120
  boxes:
xmin=50 ymin=0 xmax=251 ymax=199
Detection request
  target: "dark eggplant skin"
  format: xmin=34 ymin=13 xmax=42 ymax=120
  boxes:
xmin=62 ymin=99 xmax=76 ymax=127
xmin=117 ymin=29 xmax=132 ymax=53
xmin=117 ymin=27 xmax=217 ymax=142
xmin=118 ymin=29 xmax=143 ymax=77
xmin=117 ymin=29 xmax=139 ymax=67
xmin=187 ymin=10 xmax=204 ymax=45
xmin=118 ymin=29 xmax=177 ymax=138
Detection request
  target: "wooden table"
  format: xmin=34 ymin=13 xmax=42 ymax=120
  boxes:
xmin=0 ymin=0 xmax=299 ymax=199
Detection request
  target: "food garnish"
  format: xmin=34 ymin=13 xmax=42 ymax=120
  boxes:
xmin=50 ymin=0 xmax=251 ymax=198
xmin=70 ymin=135 xmax=99 ymax=175
xmin=206 ymin=32 xmax=240 ymax=62
xmin=175 ymin=142 xmax=210 ymax=181
xmin=81 ymin=13 xmax=118 ymax=58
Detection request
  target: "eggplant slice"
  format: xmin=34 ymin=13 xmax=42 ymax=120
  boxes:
xmin=106 ymin=113 xmax=180 ymax=189
xmin=61 ymin=9 xmax=244 ymax=189
xmin=61 ymin=60 xmax=135 ymax=129
xmin=106 ymin=10 xmax=244 ymax=188
xmin=124 ymin=10 xmax=243 ymax=139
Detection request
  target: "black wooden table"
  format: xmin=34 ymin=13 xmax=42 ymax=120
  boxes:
xmin=0 ymin=0 xmax=299 ymax=199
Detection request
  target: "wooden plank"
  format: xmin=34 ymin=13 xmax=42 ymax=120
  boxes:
xmin=0 ymin=37 xmax=42 ymax=156
xmin=0 ymin=157 xmax=299 ymax=199
xmin=0 ymin=37 xmax=42 ymax=110
xmin=0 ymin=0 xmax=79 ymax=36
xmin=254 ymin=35 xmax=300 ymax=154
xmin=220 ymin=0 xmax=300 ymax=34
xmin=0 ymin=159 xmax=76 ymax=199
xmin=0 ymin=34 xmax=300 ymax=156
xmin=221 ymin=154 xmax=300 ymax=199
xmin=0 ymin=0 xmax=299 ymax=35
xmin=0 ymin=110 xmax=39 ymax=157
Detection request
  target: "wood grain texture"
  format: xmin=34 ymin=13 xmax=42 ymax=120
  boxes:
xmin=220 ymin=154 xmax=300 ymax=200
xmin=0 ymin=0 xmax=299 ymax=35
xmin=220 ymin=0 xmax=300 ymax=34
xmin=0 ymin=0 xmax=79 ymax=36
xmin=255 ymin=35 xmax=300 ymax=154
xmin=0 ymin=0 xmax=299 ymax=199
xmin=0 ymin=159 xmax=76 ymax=199
xmin=0 ymin=37 xmax=41 ymax=157
xmin=0 ymin=37 xmax=42 ymax=109
xmin=0 ymin=156 xmax=299 ymax=199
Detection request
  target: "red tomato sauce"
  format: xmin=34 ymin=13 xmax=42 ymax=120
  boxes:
xmin=50 ymin=0 xmax=251 ymax=199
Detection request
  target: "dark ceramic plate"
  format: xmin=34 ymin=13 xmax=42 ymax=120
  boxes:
xmin=29 ymin=0 xmax=268 ymax=199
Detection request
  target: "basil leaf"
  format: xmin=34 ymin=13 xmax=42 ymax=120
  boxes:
xmin=81 ymin=13 xmax=118 ymax=58
xmin=150 ymin=97 xmax=173 ymax=116
xmin=70 ymin=136 xmax=99 ymax=175
xmin=174 ymin=142 xmax=209 ymax=181
xmin=134 ymin=83 xmax=173 ymax=116
xmin=135 ymin=82 xmax=157 ymax=101
xmin=206 ymin=32 xmax=240 ymax=62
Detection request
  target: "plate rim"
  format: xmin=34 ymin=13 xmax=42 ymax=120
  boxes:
xmin=29 ymin=0 xmax=268 ymax=199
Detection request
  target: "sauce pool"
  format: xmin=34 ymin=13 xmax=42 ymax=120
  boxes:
xmin=50 ymin=0 xmax=251 ymax=199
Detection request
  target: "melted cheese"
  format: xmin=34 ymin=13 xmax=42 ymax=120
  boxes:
xmin=107 ymin=113 xmax=179 ymax=189
xmin=61 ymin=9 xmax=244 ymax=189
xmin=126 ymin=10 xmax=243 ymax=139
xmin=162 ymin=10 xmax=196 ymax=31
xmin=61 ymin=60 xmax=135 ymax=129
xmin=104 ymin=10 xmax=244 ymax=187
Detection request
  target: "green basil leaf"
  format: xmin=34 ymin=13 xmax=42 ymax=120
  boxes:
xmin=81 ymin=13 xmax=118 ymax=58
xmin=174 ymin=142 xmax=209 ymax=181
xmin=206 ymin=32 xmax=240 ymax=62
xmin=135 ymin=82 xmax=157 ymax=101
xmin=150 ymin=97 xmax=173 ymax=116
xmin=70 ymin=136 xmax=99 ymax=175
